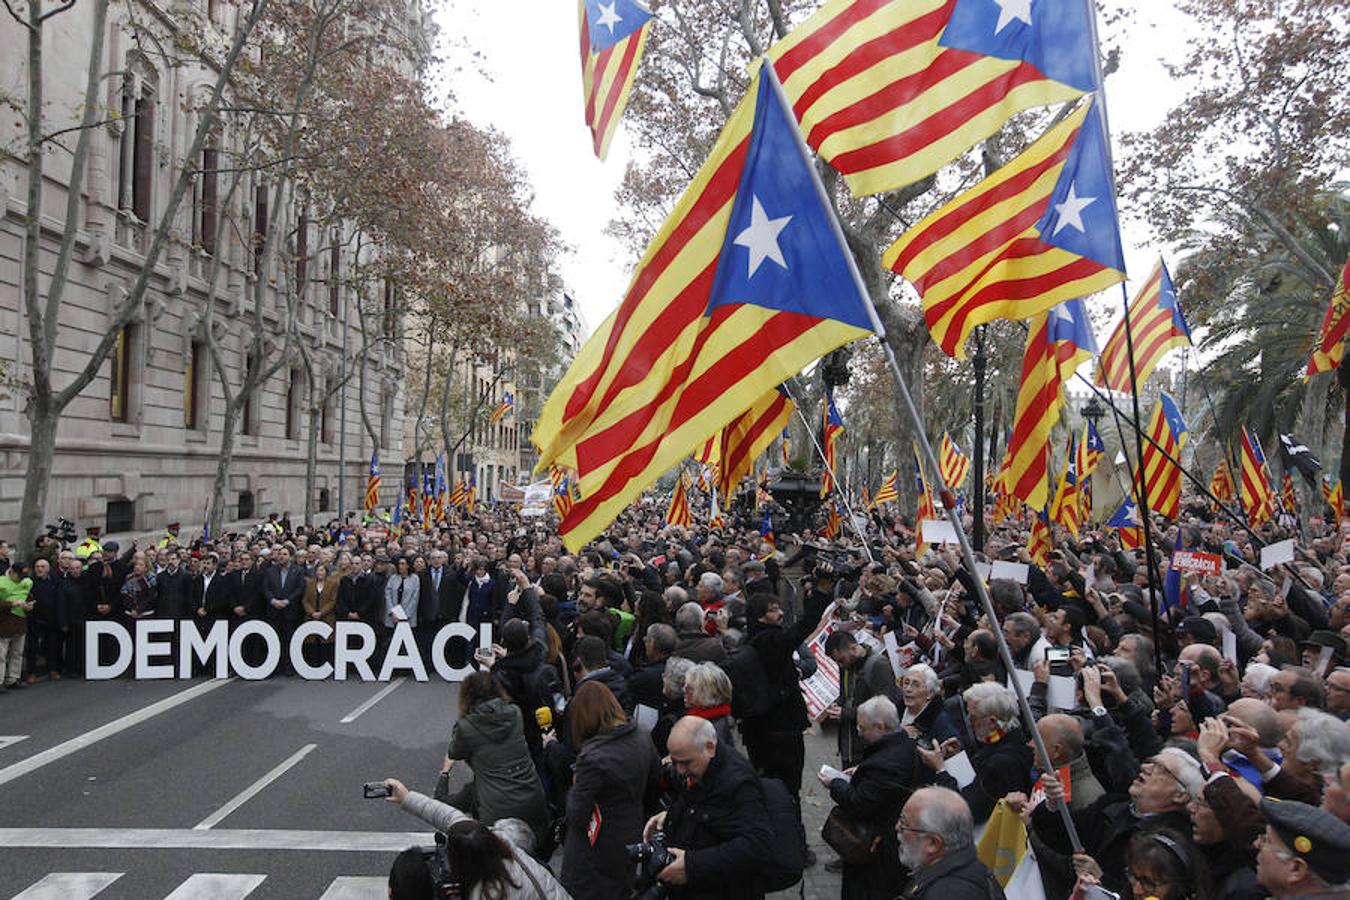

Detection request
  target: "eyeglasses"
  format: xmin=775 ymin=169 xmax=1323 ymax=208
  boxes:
xmin=896 ymin=818 xmax=940 ymax=839
xmin=1142 ymin=759 xmax=1190 ymax=795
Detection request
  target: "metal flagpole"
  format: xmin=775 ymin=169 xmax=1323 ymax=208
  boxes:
xmin=763 ymin=60 xmax=1082 ymax=851
xmin=781 ymin=383 xmax=875 ymax=563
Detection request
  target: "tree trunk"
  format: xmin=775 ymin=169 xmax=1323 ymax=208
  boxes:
xmin=304 ymin=403 xmax=320 ymax=526
xmin=18 ymin=405 xmax=58 ymax=554
xmin=209 ymin=403 xmax=242 ymax=538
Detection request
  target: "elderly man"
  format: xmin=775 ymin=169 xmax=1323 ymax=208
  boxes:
xmin=895 ymin=786 xmax=1004 ymax=900
xmin=1002 ymin=611 xmax=1051 ymax=671
xmin=1270 ymin=666 xmax=1326 ymax=712
xmin=1328 ymin=668 xmax=1350 ymax=720
xmin=644 ymin=716 xmax=773 ymax=899
xmin=917 ymin=683 xmax=1032 ymax=825
xmin=673 ymin=601 xmax=726 ymax=664
xmin=1255 ymin=798 xmax=1350 ymax=897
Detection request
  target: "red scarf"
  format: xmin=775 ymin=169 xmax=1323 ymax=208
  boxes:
xmin=690 ymin=704 xmax=731 ymax=720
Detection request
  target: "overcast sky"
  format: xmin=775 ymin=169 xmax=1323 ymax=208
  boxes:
xmin=436 ymin=2 xmax=1193 ymax=344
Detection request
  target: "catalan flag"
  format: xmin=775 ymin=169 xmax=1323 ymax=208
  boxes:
xmin=434 ymin=454 xmax=448 ymax=521
xmin=489 ymin=391 xmax=515 ymax=426
xmin=766 ymin=0 xmax=1097 ymax=196
xmin=1280 ymin=470 xmax=1298 ymax=517
xmin=759 ymin=511 xmax=777 ymax=558
xmin=1304 ymin=259 xmax=1350 ymax=379
xmin=449 ymin=479 xmax=468 ymax=510
xmin=914 ymin=445 xmax=938 ymax=555
xmin=1096 ymin=258 xmax=1191 ymax=392
xmin=820 ymin=388 xmax=845 ymax=498
xmin=717 ymin=387 xmax=794 ymax=498
xmin=532 ymin=67 xmax=875 ymax=553
xmin=422 ymin=469 xmax=436 ymax=524
xmin=1027 ymin=508 xmax=1052 ymax=567
xmin=1004 ymin=297 xmax=1097 ymax=510
xmin=1136 ymin=392 xmax=1189 ymax=520
xmin=1106 ymin=497 xmax=1144 ymax=550
xmin=1074 ymin=419 xmax=1104 ymax=521
xmin=404 ymin=469 xmax=419 ymax=523
xmin=579 ymin=0 xmax=653 ymax=160
xmin=550 ymin=465 xmax=573 ymax=520
xmin=1049 ymin=433 xmax=1080 ymax=536
xmin=1322 ymin=478 xmax=1342 ymax=526
xmin=465 ymin=469 xmax=478 ymax=511
xmin=1239 ymin=427 xmax=1274 ymax=526
xmin=825 ymin=501 xmax=843 ymax=540
xmin=884 ymin=98 xmax=1125 ymax=359
xmin=666 ymin=474 xmax=692 ymax=528
xmin=365 ymin=452 xmax=381 ymax=513
xmin=709 ymin=490 xmax=725 ymax=530
xmin=872 ymin=470 xmax=899 ymax=508
xmin=939 ymin=432 xmax=971 ymax=491
xmin=1209 ymin=458 xmax=1235 ymax=505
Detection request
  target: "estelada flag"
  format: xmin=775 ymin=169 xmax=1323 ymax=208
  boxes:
xmin=1136 ymin=392 xmax=1189 ymax=520
xmin=885 ymin=98 xmax=1125 ymax=359
xmin=533 ymin=67 xmax=875 ymax=552
xmin=1305 ymin=259 xmax=1350 ymax=379
xmin=579 ymin=0 xmax=653 ymax=160
xmin=766 ymin=0 xmax=1098 ymax=196
xmin=821 ymin=388 xmax=844 ymax=498
xmin=717 ymin=387 xmax=794 ymax=498
xmin=1097 ymin=258 xmax=1191 ymax=392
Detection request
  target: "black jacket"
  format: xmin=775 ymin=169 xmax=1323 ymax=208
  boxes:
xmin=663 ymin=744 xmax=774 ymax=900
xmin=899 ymin=846 xmax=1005 ymax=900
xmin=418 ymin=566 xmax=460 ymax=623
xmin=199 ymin=572 xmax=234 ymax=620
xmin=627 ymin=658 xmax=667 ymax=712
xmin=745 ymin=586 xmax=830 ymax=734
xmin=828 ymin=730 xmax=927 ymax=893
xmin=934 ymin=727 xmax=1034 ymax=825
xmin=154 ymin=568 xmax=195 ymax=619
xmin=1031 ymin=795 xmax=1191 ymax=895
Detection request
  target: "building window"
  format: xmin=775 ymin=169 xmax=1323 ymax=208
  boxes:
xmin=117 ymin=70 xmax=156 ymax=222
xmin=295 ymin=209 xmax=308 ymax=291
xmin=193 ymin=144 xmax=218 ymax=254
xmin=237 ymin=490 xmax=255 ymax=520
xmin=318 ymin=487 xmax=331 ymax=512
xmin=241 ymin=352 xmax=256 ymax=435
xmin=109 ymin=324 xmax=134 ymax=422
xmin=184 ymin=340 xmax=205 ymax=429
xmin=285 ymin=368 xmax=301 ymax=440
xmin=328 ymin=235 xmax=340 ymax=316
xmin=253 ymin=184 xmax=268 ymax=277
xmin=106 ymin=499 xmax=135 ymax=534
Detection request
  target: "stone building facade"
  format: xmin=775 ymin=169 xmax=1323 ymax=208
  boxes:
xmin=0 ymin=0 xmax=418 ymax=542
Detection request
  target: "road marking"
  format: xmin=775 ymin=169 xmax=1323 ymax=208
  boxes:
xmin=318 ymin=877 xmax=388 ymax=900
xmin=339 ymin=678 xmax=405 ymax=724
xmin=0 ymin=735 xmax=29 ymax=751
xmin=0 ymin=828 xmax=431 ymax=852
xmin=0 ymin=680 xmax=233 ymax=788
xmin=194 ymin=744 xmax=318 ymax=830
xmin=11 ymin=872 xmax=121 ymax=899
xmin=162 ymin=873 xmax=266 ymax=900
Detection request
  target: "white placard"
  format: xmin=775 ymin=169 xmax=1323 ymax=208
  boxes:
xmin=634 ymin=703 xmax=659 ymax=732
xmin=1221 ymin=628 xmax=1238 ymax=665
xmin=1008 ymin=667 xmax=1036 ymax=696
xmin=1048 ymin=675 xmax=1077 ymax=711
xmin=973 ymin=562 xmax=992 ymax=582
xmin=1260 ymin=539 xmax=1295 ymax=570
xmin=991 ymin=561 xmax=1030 ymax=584
xmin=883 ymin=631 xmax=906 ymax=680
xmin=942 ymin=750 xmax=977 ymax=788
xmin=820 ymin=764 xmax=851 ymax=783
xmin=920 ymin=518 xmax=959 ymax=545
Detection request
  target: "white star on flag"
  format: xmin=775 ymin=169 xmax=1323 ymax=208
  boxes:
xmin=595 ymin=1 xmax=622 ymax=33
xmin=734 ymin=196 xmax=792 ymax=278
xmin=1051 ymin=183 xmax=1096 ymax=236
xmin=993 ymin=0 xmax=1032 ymax=34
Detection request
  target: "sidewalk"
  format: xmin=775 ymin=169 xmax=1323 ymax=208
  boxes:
xmin=770 ymin=721 xmax=843 ymax=899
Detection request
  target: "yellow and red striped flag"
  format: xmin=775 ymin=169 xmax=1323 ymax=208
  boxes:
xmin=820 ymin=388 xmax=844 ymax=498
xmin=449 ymin=480 xmax=467 ymax=510
xmin=1280 ymin=470 xmax=1298 ymax=516
xmin=488 ymin=391 xmax=514 ymax=426
xmin=666 ymin=473 xmax=692 ymax=528
xmin=825 ymin=500 xmax=843 ymax=540
xmin=1028 ymin=509 xmax=1053 ymax=567
xmin=1096 ymin=259 xmax=1192 ymax=392
xmin=1004 ymin=298 xmax=1097 ymax=510
xmin=532 ymin=68 xmax=875 ymax=553
xmin=1074 ymin=420 xmax=1104 ymax=522
xmin=365 ymin=452 xmax=381 ymax=513
xmin=914 ymin=446 xmax=938 ymax=555
xmin=708 ymin=490 xmax=725 ymax=530
xmin=1305 ymin=259 xmax=1350 ymax=379
xmin=1135 ymin=392 xmax=1188 ymax=520
xmin=1322 ymin=478 xmax=1342 ymax=526
xmin=550 ymin=465 xmax=575 ymax=520
xmin=781 ymin=430 xmax=790 ymax=467
xmin=884 ymin=99 xmax=1125 ymax=359
xmin=579 ymin=0 xmax=653 ymax=160
xmin=871 ymin=470 xmax=899 ymax=508
xmin=1107 ymin=498 xmax=1143 ymax=550
xmin=766 ymin=0 xmax=1097 ymax=197
xmin=939 ymin=432 xmax=971 ymax=491
xmin=1049 ymin=433 xmax=1080 ymax=536
xmin=1209 ymin=458 xmax=1235 ymax=505
xmin=717 ymin=388 xmax=794 ymax=498
xmin=1239 ymin=427 xmax=1274 ymax=526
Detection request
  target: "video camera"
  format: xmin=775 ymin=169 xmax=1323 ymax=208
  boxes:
xmin=626 ymin=832 xmax=674 ymax=900
xmin=41 ymin=517 xmax=77 ymax=547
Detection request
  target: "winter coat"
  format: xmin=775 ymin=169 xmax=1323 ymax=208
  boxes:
xmin=933 ymin=727 xmax=1034 ymax=825
xmin=446 ymin=698 xmax=551 ymax=845
xmin=662 ymin=743 xmax=774 ymax=900
xmin=836 ymin=647 xmax=902 ymax=767
xmin=905 ymin=696 xmax=960 ymax=745
xmin=744 ymin=586 xmax=830 ymax=736
xmin=561 ymin=721 xmax=660 ymax=900
xmin=398 ymin=791 xmax=571 ymax=900
xmin=898 ymin=847 xmax=1005 ymax=900
xmin=1031 ymin=795 xmax=1191 ymax=895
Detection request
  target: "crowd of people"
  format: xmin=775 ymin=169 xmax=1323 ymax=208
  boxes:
xmin=2 ymin=490 xmax=1349 ymax=900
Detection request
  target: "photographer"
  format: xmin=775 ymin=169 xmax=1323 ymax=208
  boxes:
xmin=381 ymin=778 xmax=570 ymax=900
xmin=642 ymin=716 xmax=773 ymax=899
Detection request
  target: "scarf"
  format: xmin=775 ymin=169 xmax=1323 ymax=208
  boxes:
xmin=690 ymin=703 xmax=731 ymax=720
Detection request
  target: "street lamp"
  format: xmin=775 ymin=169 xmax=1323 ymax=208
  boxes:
xmin=1081 ymin=395 xmax=1105 ymax=429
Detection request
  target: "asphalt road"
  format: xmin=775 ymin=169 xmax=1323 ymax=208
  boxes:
xmin=0 ymin=675 xmax=467 ymax=899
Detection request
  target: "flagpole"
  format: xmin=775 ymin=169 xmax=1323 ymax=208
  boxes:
xmin=763 ymin=59 xmax=1083 ymax=852
xmin=781 ymin=383 xmax=874 ymax=563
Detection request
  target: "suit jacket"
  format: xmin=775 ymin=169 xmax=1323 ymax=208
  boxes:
xmin=419 ymin=567 xmax=460 ymax=624
xmin=200 ymin=572 xmax=234 ymax=620
xmin=155 ymin=567 xmax=194 ymax=618
xmin=264 ymin=565 xmax=306 ymax=623
xmin=303 ymin=574 xmax=339 ymax=637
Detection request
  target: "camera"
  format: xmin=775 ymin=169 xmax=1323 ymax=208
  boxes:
xmin=626 ymin=832 xmax=674 ymax=900
xmin=363 ymin=782 xmax=392 ymax=799
xmin=42 ymin=517 xmax=77 ymax=547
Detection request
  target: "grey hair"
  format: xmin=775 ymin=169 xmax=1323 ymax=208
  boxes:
xmin=1005 ymin=611 xmax=1041 ymax=641
xmin=664 ymin=585 xmax=689 ymax=608
xmin=1241 ymin=661 xmax=1278 ymax=694
xmin=684 ymin=662 xmax=733 ymax=708
xmin=963 ymin=683 xmax=1018 ymax=731
xmin=663 ymin=657 xmax=695 ymax=700
xmin=903 ymin=663 xmax=940 ymax=695
xmin=910 ymin=786 xmax=974 ymax=853
xmin=1156 ymin=747 xmax=1205 ymax=797
xmin=675 ymin=601 xmax=705 ymax=633
xmin=698 ymin=572 xmax=724 ymax=594
xmin=645 ymin=623 xmax=678 ymax=657
xmin=1293 ymin=708 xmax=1350 ymax=777
xmin=858 ymin=695 xmax=900 ymax=731
xmin=1100 ymin=656 xmax=1142 ymax=696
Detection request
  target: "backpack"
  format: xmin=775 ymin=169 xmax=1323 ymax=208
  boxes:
xmin=723 ymin=644 xmax=773 ymax=720
xmin=759 ymin=776 xmax=806 ymax=892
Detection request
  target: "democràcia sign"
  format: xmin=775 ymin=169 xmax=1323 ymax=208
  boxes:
xmin=83 ymin=620 xmax=494 ymax=682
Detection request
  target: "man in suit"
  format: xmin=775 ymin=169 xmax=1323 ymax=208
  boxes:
xmin=264 ymin=547 xmax=305 ymax=675
xmin=199 ymin=554 xmax=234 ymax=621
xmin=418 ymin=549 xmax=459 ymax=665
xmin=154 ymin=550 xmax=194 ymax=620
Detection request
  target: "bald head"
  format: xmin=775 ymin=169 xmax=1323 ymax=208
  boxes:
xmin=1037 ymin=714 xmax=1084 ymax=767
xmin=667 ymin=715 xmax=717 ymax=783
xmin=1226 ymin=697 xmax=1283 ymax=747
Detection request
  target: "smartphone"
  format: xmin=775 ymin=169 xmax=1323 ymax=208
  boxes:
xmin=1179 ymin=661 xmax=1191 ymax=698
xmin=1045 ymin=646 xmax=1072 ymax=677
xmin=363 ymin=782 xmax=391 ymax=799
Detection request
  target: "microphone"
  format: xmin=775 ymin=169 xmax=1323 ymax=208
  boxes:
xmin=535 ymin=706 xmax=554 ymax=737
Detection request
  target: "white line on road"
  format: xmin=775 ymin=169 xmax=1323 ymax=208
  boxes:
xmin=318 ymin=877 xmax=388 ymax=899
xmin=339 ymin=678 xmax=405 ymax=724
xmin=0 ymin=680 xmax=232 ymax=788
xmin=0 ymin=735 xmax=29 ymax=751
xmin=0 ymin=828 xmax=431 ymax=852
xmin=11 ymin=872 xmax=122 ymax=899
xmin=162 ymin=873 xmax=266 ymax=900
xmin=194 ymin=744 xmax=318 ymax=830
